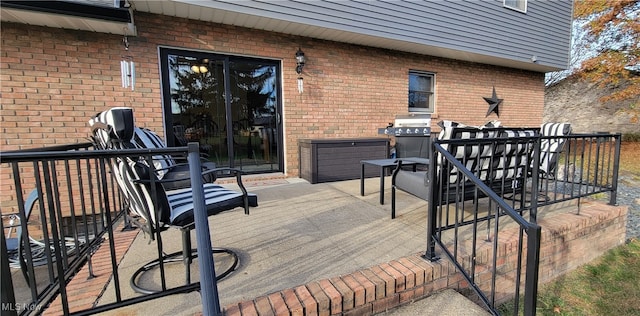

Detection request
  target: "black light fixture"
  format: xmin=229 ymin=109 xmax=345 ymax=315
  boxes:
xmin=295 ymin=48 xmax=305 ymax=74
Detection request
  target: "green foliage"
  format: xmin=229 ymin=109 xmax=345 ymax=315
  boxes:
xmin=623 ymin=133 xmax=640 ymax=142
xmin=499 ymin=239 xmax=640 ymax=315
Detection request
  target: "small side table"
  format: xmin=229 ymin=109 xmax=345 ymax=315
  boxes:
xmin=360 ymin=159 xmax=418 ymax=205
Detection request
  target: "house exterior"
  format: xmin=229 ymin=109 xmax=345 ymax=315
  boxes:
xmin=0 ymin=0 xmax=573 ymax=178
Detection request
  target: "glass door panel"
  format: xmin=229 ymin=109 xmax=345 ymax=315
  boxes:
xmin=228 ymin=60 xmax=279 ymax=172
xmin=167 ymin=55 xmax=230 ymax=166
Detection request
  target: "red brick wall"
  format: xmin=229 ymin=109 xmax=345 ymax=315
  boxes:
xmin=1 ymin=12 xmax=544 ymax=178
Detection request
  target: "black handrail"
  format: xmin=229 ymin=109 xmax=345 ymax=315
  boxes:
xmin=426 ymin=141 xmax=541 ymax=315
xmin=425 ymin=132 xmax=620 ymax=315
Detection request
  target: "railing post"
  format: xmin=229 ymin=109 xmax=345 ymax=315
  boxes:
xmin=424 ymin=141 xmax=439 ymax=261
xmin=610 ymin=135 xmax=621 ymax=206
xmin=1 ymin=219 xmax=18 ymax=316
xmin=188 ymin=143 xmax=222 ymax=316
xmin=524 ymin=224 xmax=541 ymax=316
xmin=530 ymin=137 xmax=541 ymax=224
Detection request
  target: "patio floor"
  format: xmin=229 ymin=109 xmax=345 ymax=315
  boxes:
xmin=51 ymin=174 xmax=583 ymax=315
xmin=91 ymin=176 xmax=432 ymax=315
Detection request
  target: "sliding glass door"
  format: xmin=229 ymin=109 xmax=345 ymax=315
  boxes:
xmin=160 ymin=48 xmax=282 ymax=174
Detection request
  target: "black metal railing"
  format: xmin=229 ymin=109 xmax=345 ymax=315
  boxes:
xmin=1 ymin=143 xmax=221 ymax=316
xmin=535 ymin=134 xmax=620 ymax=215
xmin=1 ymin=143 xmax=116 ymax=315
xmin=424 ymin=132 xmax=620 ymax=315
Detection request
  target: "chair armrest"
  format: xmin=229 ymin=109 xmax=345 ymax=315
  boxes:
xmin=135 ymin=167 xmax=240 ymax=184
xmin=202 ymin=167 xmax=251 ymax=215
xmin=391 ymin=159 xmax=403 ymax=185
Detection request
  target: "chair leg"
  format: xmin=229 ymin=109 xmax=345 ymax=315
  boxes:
xmin=391 ymin=186 xmax=396 ymax=219
xmin=130 ymin=231 xmax=240 ymax=295
xmin=182 ymin=229 xmax=192 ymax=285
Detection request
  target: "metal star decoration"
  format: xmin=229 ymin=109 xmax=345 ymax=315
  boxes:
xmin=483 ymin=86 xmax=503 ymax=117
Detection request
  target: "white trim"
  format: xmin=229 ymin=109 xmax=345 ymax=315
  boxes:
xmin=504 ymin=0 xmax=527 ymax=13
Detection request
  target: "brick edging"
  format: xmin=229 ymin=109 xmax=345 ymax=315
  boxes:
xmin=223 ymin=253 xmax=460 ymax=316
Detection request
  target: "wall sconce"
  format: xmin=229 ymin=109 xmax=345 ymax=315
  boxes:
xmin=295 ymin=48 xmax=305 ymax=93
xmin=191 ymin=58 xmax=209 ymax=74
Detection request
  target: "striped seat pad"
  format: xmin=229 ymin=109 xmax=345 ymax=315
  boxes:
xmin=124 ymin=160 xmax=257 ymax=228
xmin=167 ymin=184 xmax=258 ymax=227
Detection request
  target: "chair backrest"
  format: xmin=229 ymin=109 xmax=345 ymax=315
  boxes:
xmin=90 ymin=107 xmax=179 ymax=180
xmin=436 ymin=121 xmax=538 ymax=185
xmin=488 ymin=129 xmax=538 ymax=184
xmin=395 ymin=136 xmax=430 ymax=159
xmin=88 ymin=107 xmax=136 ymax=150
xmin=89 ymin=108 xmax=170 ymax=227
xmin=539 ymin=122 xmax=572 ymax=175
xmin=437 ymin=125 xmax=498 ymax=184
xmin=133 ymin=127 xmax=177 ymax=179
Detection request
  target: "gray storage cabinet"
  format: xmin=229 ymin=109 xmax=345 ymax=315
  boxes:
xmin=299 ymin=138 xmax=389 ymax=184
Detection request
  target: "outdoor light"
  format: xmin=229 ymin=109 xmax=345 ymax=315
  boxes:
xmin=191 ymin=58 xmax=209 ymax=74
xmin=295 ymin=48 xmax=305 ymax=93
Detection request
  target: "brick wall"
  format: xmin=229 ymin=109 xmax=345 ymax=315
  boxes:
xmin=1 ymin=12 xmax=544 ymax=179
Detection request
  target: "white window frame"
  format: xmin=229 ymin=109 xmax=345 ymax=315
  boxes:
xmin=408 ymin=70 xmax=435 ymax=113
xmin=504 ymin=0 xmax=527 ymax=13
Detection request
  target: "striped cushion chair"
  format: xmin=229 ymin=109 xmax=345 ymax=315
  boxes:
xmin=118 ymin=154 xmax=258 ymax=294
xmin=435 ymin=125 xmax=500 ymax=205
xmin=392 ymin=121 xmax=499 ymax=217
xmin=90 ymin=107 xmax=258 ymax=294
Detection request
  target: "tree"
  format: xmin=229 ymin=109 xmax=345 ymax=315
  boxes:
xmin=572 ymin=0 xmax=639 ymax=102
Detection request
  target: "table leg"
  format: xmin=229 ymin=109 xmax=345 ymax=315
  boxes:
xmin=360 ymin=163 xmax=365 ymax=196
xmin=379 ymin=166 xmax=385 ymax=204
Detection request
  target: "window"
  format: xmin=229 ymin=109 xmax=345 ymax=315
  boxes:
xmin=408 ymin=71 xmax=435 ymax=113
xmin=504 ymin=0 xmax=527 ymax=13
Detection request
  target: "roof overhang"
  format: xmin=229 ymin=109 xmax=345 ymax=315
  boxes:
xmin=130 ymin=0 xmax=558 ymax=73
xmin=1 ymin=1 xmax=136 ymax=35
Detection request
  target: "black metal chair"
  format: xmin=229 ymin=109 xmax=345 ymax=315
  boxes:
xmin=3 ymin=189 xmax=87 ymax=288
xmin=89 ymin=107 xmax=258 ymax=294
